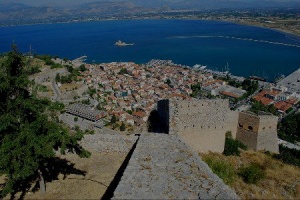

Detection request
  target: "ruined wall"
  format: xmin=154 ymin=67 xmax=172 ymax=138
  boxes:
xmin=236 ymin=111 xmax=279 ymax=153
xmin=158 ymin=98 xmax=238 ymax=153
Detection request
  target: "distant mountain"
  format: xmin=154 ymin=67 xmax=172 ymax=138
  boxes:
xmin=0 ymin=0 xmax=299 ymax=25
xmin=0 ymin=2 xmax=31 ymax=12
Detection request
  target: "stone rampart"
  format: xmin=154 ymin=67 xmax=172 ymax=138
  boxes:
xmin=236 ymin=111 xmax=279 ymax=153
xmin=112 ymin=133 xmax=239 ymax=199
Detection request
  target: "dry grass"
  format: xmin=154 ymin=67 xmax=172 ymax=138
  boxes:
xmin=60 ymin=83 xmax=80 ymax=93
xmin=1 ymin=151 xmax=126 ymax=199
xmin=202 ymin=150 xmax=300 ymax=199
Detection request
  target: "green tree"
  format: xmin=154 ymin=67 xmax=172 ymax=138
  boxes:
xmin=120 ymin=122 xmax=126 ymax=131
xmin=79 ymin=64 xmax=86 ymax=72
xmin=190 ymin=82 xmax=201 ymax=98
xmin=111 ymin=115 xmax=117 ymax=124
xmin=0 ymin=47 xmax=89 ymax=198
xmin=55 ymin=73 xmax=61 ymax=83
xmin=118 ymin=68 xmax=128 ymax=75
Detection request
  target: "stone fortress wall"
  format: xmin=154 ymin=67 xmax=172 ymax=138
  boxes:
xmin=158 ymin=98 xmax=239 ymax=153
xmin=157 ymin=98 xmax=279 ymax=153
xmin=236 ymin=111 xmax=279 ymax=153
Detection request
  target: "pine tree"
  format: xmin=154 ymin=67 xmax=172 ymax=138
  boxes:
xmin=0 ymin=46 xmax=90 ymax=198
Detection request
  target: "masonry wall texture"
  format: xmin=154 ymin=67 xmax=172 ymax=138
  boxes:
xmin=158 ymin=98 xmax=238 ymax=153
xmin=113 ymin=133 xmax=239 ymax=199
xmin=236 ymin=111 xmax=279 ymax=153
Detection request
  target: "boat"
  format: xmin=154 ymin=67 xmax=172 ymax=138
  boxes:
xmin=193 ymin=64 xmax=207 ymax=70
xmin=249 ymin=76 xmax=266 ymax=82
xmin=115 ymin=40 xmax=134 ymax=46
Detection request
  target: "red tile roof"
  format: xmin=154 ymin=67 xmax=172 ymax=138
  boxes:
xmin=274 ymin=101 xmax=292 ymax=112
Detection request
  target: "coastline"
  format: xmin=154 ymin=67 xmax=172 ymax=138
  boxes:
xmin=1 ymin=17 xmax=300 ymax=39
xmin=223 ymin=19 xmax=300 ymax=39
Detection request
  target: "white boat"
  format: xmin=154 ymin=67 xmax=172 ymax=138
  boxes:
xmin=115 ymin=40 xmax=134 ymax=46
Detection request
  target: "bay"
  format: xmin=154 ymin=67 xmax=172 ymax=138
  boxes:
xmin=0 ymin=19 xmax=300 ymax=80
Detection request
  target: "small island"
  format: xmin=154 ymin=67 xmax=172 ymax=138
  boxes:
xmin=115 ymin=40 xmax=134 ymax=46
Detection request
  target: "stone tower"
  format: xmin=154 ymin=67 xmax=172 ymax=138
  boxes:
xmin=236 ymin=111 xmax=279 ymax=153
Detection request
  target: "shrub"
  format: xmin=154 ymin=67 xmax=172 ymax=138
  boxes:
xmin=274 ymin=145 xmax=300 ymax=167
xmin=203 ymin=156 xmax=236 ymax=185
xmin=74 ymin=117 xmax=78 ymax=122
xmin=223 ymin=132 xmax=247 ymax=156
xmin=238 ymin=164 xmax=265 ymax=184
xmin=120 ymin=122 xmax=126 ymax=132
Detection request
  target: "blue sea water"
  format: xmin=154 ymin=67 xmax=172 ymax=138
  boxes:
xmin=0 ymin=20 xmax=300 ymax=80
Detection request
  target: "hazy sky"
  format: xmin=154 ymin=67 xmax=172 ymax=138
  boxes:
xmin=1 ymin=0 xmax=300 ymax=7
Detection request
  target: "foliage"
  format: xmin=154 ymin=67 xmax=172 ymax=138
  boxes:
xmin=118 ymin=68 xmax=128 ymax=75
xmin=120 ymin=122 xmax=126 ymax=131
xmin=228 ymin=79 xmax=242 ymax=88
xmin=0 ymin=47 xmax=89 ymax=198
xmin=79 ymin=64 xmax=86 ymax=72
xmin=110 ymin=115 xmax=117 ymax=124
xmin=126 ymin=110 xmax=133 ymax=115
xmin=273 ymin=145 xmax=300 ymax=167
xmin=34 ymin=55 xmax=63 ymax=69
xmin=241 ymin=79 xmax=259 ymax=94
xmin=74 ymin=117 xmax=78 ymax=122
xmin=202 ymin=155 xmax=236 ymax=185
xmin=81 ymin=99 xmax=91 ymax=105
xmin=190 ymin=82 xmax=201 ymax=98
xmin=37 ymin=85 xmax=49 ymax=92
xmin=250 ymin=99 xmax=277 ymax=115
xmin=27 ymin=65 xmax=41 ymax=75
xmin=66 ymin=65 xmax=74 ymax=73
xmin=55 ymin=65 xmax=82 ymax=84
xmin=238 ymin=164 xmax=265 ymax=184
xmin=165 ymin=79 xmax=171 ymax=85
xmin=278 ymin=113 xmax=300 ymax=143
xmin=87 ymin=87 xmax=97 ymax=98
xmin=223 ymin=132 xmax=247 ymax=156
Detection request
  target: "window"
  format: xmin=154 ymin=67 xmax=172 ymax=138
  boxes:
xmin=248 ymin=126 xmax=253 ymax=131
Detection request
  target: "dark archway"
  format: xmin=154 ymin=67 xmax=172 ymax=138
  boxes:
xmin=147 ymin=110 xmax=164 ymax=133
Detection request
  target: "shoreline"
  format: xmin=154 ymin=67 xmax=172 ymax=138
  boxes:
xmin=1 ymin=17 xmax=300 ymax=39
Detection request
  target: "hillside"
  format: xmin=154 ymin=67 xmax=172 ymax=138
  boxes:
xmin=0 ymin=0 xmax=299 ymax=26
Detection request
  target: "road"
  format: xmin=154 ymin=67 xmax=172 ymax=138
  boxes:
xmin=278 ymin=139 xmax=300 ymax=151
xmin=51 ymin=75 xmax=61 ymax=101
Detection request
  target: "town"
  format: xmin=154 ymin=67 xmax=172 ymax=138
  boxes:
xmin=31 ymin=56 xmax=300 ymax=134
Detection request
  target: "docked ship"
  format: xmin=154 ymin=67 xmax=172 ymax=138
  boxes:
xmin=115 ymin=40 xmax=134 ymax=46
xmin=249 ymin=76 xmax=266 ymax=82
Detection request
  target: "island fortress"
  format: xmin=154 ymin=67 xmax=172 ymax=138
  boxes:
xmin=156 ymin=97 xmax=279 ymax=153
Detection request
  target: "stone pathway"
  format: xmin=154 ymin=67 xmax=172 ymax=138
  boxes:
xmin=113 ymin=133 xmax=239 ymax=199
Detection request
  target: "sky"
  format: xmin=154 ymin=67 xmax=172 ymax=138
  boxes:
xmin=1 ymin=0 xmax=299 ymax=7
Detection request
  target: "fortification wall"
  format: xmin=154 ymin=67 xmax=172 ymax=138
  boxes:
xmin=236 ymin=111 xmax=279 ymax=153
xmin=236 ymin=128 xmax=258 ymax=150
xmin=113 ymin=134 xmax=239 ymax=199
xmin=256 ymin=115 xmax=279 ymax=153
xmin=160 ymin=98 xmax=238 ymax=153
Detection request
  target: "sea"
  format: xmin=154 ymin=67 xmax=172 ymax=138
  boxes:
xmin=1 ymin=19 xmax=300 ymax=81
